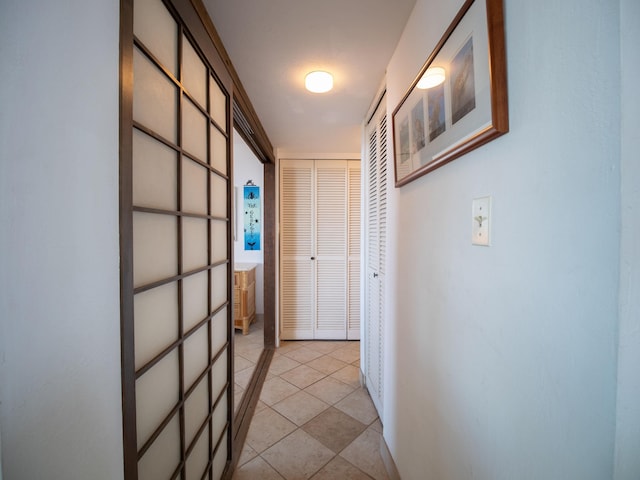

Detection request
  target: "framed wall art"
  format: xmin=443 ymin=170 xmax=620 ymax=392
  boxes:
xmin=392 ymin=0 xmax=508 ymax=187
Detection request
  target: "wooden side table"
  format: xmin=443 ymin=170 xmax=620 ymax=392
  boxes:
xmin=233 ymin=263 xmax=256 ymax=335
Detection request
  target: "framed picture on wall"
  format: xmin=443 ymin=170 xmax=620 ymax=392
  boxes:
xmin=392 ymin=0 xmax=509 ymax=187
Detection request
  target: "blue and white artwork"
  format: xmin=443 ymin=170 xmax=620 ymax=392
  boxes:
xmin=243 ymin=185 xmax=261 ymax=250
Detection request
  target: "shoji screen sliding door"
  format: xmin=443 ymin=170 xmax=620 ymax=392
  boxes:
xmin=120 ymin=0 xmax=233 ymax=478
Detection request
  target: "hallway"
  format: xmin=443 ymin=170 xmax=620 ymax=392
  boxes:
xmin=233 ymin=341 xmax=389 ymax=479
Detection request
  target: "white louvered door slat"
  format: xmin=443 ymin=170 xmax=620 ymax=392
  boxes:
xmin=348 ymin=161 xmax=361 ymax=339
xmin=280 ymin=160 xmax=315 ymax=339
xmin=315 ymin=160 xmax=348 ymax=339
xmin=365 ymin=94 xmax=387 ymax=419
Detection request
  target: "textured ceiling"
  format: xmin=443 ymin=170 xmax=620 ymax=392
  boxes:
xmin=203 ymin=0 xmax=417 ymax=155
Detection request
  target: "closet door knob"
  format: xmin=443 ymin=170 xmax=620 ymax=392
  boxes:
xmin=310 ymin=257 xmax=315 ymax=260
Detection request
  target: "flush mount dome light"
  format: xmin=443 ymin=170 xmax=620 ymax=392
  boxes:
xmin=417 ymin=66 xmax=446 ymax=89
xmin=305 ymin=71 xmax=333 ymax=93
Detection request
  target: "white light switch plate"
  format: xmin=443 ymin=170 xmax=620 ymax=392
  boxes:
xmin=472 ymin=196 xmax=491 ymax=246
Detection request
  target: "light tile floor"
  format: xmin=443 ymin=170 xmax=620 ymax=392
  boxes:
xmin=233 ymin=340 xmax=389 ymax=480
xmin=234 ymin=315 xmax=264 ymax=413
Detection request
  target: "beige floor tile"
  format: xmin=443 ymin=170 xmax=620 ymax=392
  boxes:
xmin=305 ymin=376 xmax=356 ymax=405
xmin=328 ymin=346 xmax=360 ymax=364
xmin=345 ymin=340 xmax=360 ymax=350
xmin=306 ymin=355 xmax=348 ymax=375
xmin=232 ymin=455 xmax=285 ymax=480
xmin=335 ymin=388 xmax=379 ymax=426
xmin=280 ymin=364 xmax=327 ymax=389
xmin=235 ymin=367 xmax=256 ymax=389
xmin=260 ymin=377 xmax=300 ymax=406
xmin=234 ymin=354 xmax=255 ymax=373
xmin=352 ymin=358 xmax=361 ymax=367
xmin=369 ymin=418 xmax=383 ymax=434
xmin=330 ymin=364 xmax=361 ymax=388
xmin=302 ymin=407 xmax=367 ymax=453
xmin=276 ymin=341 xmax=305 ymax=355
xmin=272 ymin=390 xmax=329 ymax=426
xmin=237 ymin=442 xmax=258 ymax=467
xmin=305 ymin=341 xmax=346 ymax=354
xmin=310 ymin=455 xmax=372 ymax=480
xmin=340 ymin=429 xmax=389 ymax=480
xmin=245 ymin=407 xmax=297 ymax=453
xmin=268 ymin=354 xmax=301 ymax=376
xmin=235 ymin=343 xmax=264 ymax=363
xmin=261 ymin=429 xmax=335 ymax=479
xmin=254 ymin=399 xmax=268 ymax=414
xmin=283 ymin=346 xmax=325 ymax=363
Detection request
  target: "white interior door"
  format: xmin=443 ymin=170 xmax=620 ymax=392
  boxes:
xmin=364 ymin=94 xmax=387 ymax=417
xmin=280 ymin=160 xmax=315 ymax=339
xmin=279 ymin=159 xmax=360 ymax=340
xmin=315 ymin=160 xmax=348 ymax=339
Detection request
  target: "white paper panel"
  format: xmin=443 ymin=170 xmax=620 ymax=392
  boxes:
xmin=133 ymin=129 xmax=177 ymax=210
xmin=181 ymin=34 xmax=207 ymax=108
xmin=210 ymin=173 xmax=227 ymax=219
xmin=210 ymin=219 xmax=227 ymax=263
xmin=184 ymin=377 xmax=209 ymax=447
xmin=211 ymin=264 xmax=227 ymax=312
xmin=183 ymin=324 xmax=208 ymax=391
xmin=134 ymin=282 xmax=178 ymax=370
xmin=209 ymin=75 xmax=227 ymax=131
xmin=182 ymin=217 xmax=208 ymax=272
xmin=133 ymin=0 xmax=178 ymax=76
xmin=211 ymin=437 xmax=228 ymax=480
xmin=133 ymin=47 xmax=177 ymax=143
xmin=181 ymin=99 xmax=207 ymax=163
xmin=210 ymin=126 xmax=227 ymax=174
xmin=136 ymin=350 xmax=179 ymax=449
xmin=211 ymin=392 xmax=228 ymax=443
xmin=185 ymin=424 xmax=209 ymax=480
xmin=182 ymin=271 xmax=208 ymax=332
xmin=133 ymin=212 xmax=177 ymax=288
xmin=211 ymin=349 xmax=228 ymax=400
xmin=138 ymin=415 xmax=180 ymax=480
xmin=211 ymin=307 xmax=228 ymax=355
xmin=181 ymin=156 xmax=207 ymax=215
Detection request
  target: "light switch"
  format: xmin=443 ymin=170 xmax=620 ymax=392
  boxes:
xmin=472 ymin=196 xmax=491 ymax=246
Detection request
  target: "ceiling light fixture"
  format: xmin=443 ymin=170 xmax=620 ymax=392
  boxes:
xmin=305 ymin=71 xmax=333 ymax=93
xmin=417 ymin=66 xmax=446 ymax=89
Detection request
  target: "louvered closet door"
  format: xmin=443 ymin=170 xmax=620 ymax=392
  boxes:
xmin=315 ymin=160 xmax=348 ymax=339
xmin=122 ymin=0 xmax=233 ymax=478
xmin=280 ymin=160 xmax=315 ymax=339
xmin=279 ymin=159 xmax=360 ymax=340
xmin=365 ymin=95 xmax=388 ymax=417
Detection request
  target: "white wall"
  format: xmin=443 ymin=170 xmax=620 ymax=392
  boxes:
xmin=0 ymin=1 xmax=123 ymax=479
xmin=383 ymin=0 xmax=624 ymax=478
xmin=614 ymin=0 xmax=640 ymax=478
xmin=233 ymin=131 xmax=265 ymax=314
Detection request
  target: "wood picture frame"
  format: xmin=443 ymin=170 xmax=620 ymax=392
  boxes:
xmin=392 ymin=0 xmax=508 ymax=187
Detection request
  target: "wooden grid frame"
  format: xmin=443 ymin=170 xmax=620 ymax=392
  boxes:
xmin=119 ymin=0 xmax=235 ymax=478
